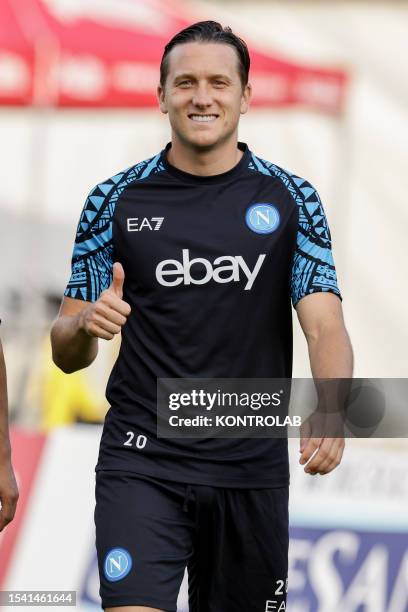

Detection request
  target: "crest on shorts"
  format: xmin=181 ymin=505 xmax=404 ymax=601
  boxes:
xmin=104 ymin=547 xmax=132 ymax=582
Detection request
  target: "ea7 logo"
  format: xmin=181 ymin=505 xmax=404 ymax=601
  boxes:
xmin=127 ymin=217 xmax=164 ymax=231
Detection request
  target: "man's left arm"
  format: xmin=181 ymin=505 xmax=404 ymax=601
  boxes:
xmin=296 ymin=292 xmax=353 ymax=475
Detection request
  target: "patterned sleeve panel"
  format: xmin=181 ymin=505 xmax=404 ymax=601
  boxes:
xmin=290 ymin=177 xmax=342 ymax=307
xmin=64 ymin=179 xmax=118 ymax=302
xmin=64 ymin=154 xmax=166 ymax=302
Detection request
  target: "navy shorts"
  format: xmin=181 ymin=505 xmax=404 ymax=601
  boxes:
xmin=95 ymin=470 xmax=289 ymax=611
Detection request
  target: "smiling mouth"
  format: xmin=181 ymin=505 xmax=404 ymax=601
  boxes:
xmin=188 ymin=114 xmax=219 ymax=123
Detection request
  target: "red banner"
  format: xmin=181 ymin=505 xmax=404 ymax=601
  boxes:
xmin=0 ymin=0 xmax=347 ymax=113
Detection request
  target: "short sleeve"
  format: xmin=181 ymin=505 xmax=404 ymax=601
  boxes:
xmin=64 ymin=183 xmax=115 ymax=302
xmin=291 ymin=180 xmax=342 ymax=307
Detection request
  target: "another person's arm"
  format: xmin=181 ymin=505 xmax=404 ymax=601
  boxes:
xmin=0 ymin=338 xmax=19 ymax=532
xmin=51 ymin=263 xmax=130 ymax=374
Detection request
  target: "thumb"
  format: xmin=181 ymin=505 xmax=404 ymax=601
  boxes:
xmin=111 ymin=262 xmax=125 ymax=298
xmin=300 ymin=418 xmax=311 ymax=453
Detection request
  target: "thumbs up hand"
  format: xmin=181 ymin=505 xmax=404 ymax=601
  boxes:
xmin=79 ymin=262 xmax=131 ymax=340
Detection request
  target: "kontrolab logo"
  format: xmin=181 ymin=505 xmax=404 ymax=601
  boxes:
xmin=156 ymin=249 xmax=266 ymax=290
xmin=104 ymin=548 xmax=132 ymax=582
xmin=246 ymin=203 xmax=280 ymax=234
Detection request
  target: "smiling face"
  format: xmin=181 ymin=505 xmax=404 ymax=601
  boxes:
xmin=158 ymin=42 xmax=251 ymax=152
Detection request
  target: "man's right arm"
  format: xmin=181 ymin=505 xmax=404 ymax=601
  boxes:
xmin=51 ymin=263 xmax=131 ymax=374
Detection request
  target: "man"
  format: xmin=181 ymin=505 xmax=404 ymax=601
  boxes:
xmin=0 ymin=334 xmax=19 ymax=533
xmin=51 ymin=21 xmax=353 ymax=612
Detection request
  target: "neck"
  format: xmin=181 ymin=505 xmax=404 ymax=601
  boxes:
xmin=166 ymin=135 xmax=243 ymax=176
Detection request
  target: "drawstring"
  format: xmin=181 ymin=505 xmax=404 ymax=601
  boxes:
xmin=182 ymin=484 xmax=194 ymax=512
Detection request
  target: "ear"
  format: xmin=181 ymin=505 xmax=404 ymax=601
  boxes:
xmin=240 ymin=82 xmax=252 ymax=115
xmin=157 ymin=84 xmax=168 ymax=114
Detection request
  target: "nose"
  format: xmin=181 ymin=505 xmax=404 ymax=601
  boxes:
xmin=191 ymin=81 xmax=213 ymax=108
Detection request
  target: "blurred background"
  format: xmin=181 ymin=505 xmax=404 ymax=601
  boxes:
xmin=0 ymin=0 xmax=407 ymax=610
